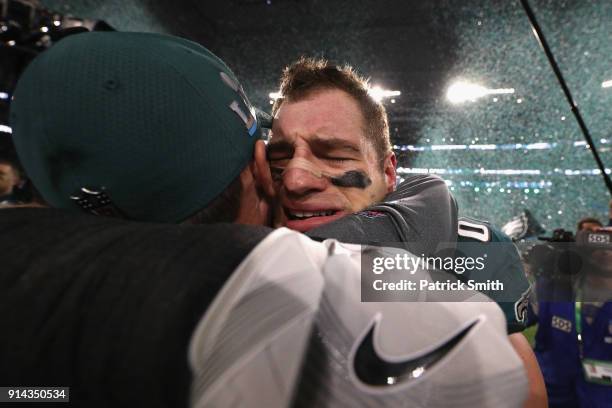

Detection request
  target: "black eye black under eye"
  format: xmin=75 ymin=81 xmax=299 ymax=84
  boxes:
xmin=330 ymin=170 xmax=372 ymax=189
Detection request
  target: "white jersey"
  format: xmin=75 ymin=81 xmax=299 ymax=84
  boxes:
xmin=189 ymin=228 xmax=527 ymax=408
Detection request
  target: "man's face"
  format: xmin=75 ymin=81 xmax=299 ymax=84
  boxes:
xmin=0 ymin=163 xmax=19 ymax=196
xmin=268 ymin=89 xmax=395 ymax=232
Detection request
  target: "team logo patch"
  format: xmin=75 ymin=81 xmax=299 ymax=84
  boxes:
xmin=357 ymin=210 xmax=387 ymax=219
xmin=514 ymin=286 xmax=532 ymax=324
xmin=551 ymin=316 xmax=572 ymax=333
xmin=70 ymin=186 xmax=126 ymax=218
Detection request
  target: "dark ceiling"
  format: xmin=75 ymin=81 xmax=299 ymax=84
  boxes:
xmin=141 ymin=0 xmax=460 ymax=146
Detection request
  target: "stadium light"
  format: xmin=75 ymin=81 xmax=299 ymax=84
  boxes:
xmin=367 ymin=86 xmax=401 ymax=102
xmin=270 ymin=87 xmax=401 ymax=103
xmin=446 ymin=80 xmax=515 ymax=104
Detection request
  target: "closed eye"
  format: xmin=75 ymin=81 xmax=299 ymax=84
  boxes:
xmin=321 ymin=156 xmax=354 ymax=164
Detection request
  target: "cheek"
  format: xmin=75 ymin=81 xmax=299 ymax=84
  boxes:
xmin=342 ymin=187 xmax=382 ymax=212
xmin=364 ymin=167 xmax=389 ymax=198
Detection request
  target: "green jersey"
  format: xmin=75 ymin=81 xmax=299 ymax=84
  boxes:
xmin=455 ymin=217 xmax=531 ymax=334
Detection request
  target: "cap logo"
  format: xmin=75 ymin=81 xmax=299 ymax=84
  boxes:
xmin=229 ymin=101 xmax=257 ymax=136
xmin=70 ymin=187 xmax=126 ymax=218
xmin=220 ymin=72 xmax=258 ymax=136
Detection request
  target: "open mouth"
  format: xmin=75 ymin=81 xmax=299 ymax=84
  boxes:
xmin=287 ymin=210 xmax=338 ymax=220
xmin=283 ymin=207 xmax=346 ymax=232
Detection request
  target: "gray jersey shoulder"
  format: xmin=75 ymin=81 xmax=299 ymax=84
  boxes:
xmin=307 ymin=175 xmax=457 ymax=257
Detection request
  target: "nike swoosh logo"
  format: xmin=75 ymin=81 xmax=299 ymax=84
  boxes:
xmin=353 ymin=319 xmax=478 ymax=386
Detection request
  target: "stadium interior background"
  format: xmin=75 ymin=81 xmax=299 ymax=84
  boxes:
xmin=1 ymin=0 xmax=610 ymax=232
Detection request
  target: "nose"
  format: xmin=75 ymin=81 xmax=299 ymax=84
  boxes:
xmin=283 ymin=166 xmax=328 ymax=197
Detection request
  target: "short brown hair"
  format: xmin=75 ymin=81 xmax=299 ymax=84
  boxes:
xmin=272 ymin=57 xmax=391 ymax=167
xmin=577 ymin=216 xmax=602 ymax=232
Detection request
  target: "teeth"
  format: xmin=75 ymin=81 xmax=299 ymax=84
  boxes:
xmin=289 ymin=210 xmax=335 ymax=219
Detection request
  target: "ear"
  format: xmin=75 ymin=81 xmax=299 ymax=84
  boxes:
xmin=383 ymin=151 xmax=397 ymax=193
xmin=253 ymin=139 xmax=276 ymax=199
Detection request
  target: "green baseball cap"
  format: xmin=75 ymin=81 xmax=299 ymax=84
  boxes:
xmin=10 ymin=31 xmax=266 ymax=222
